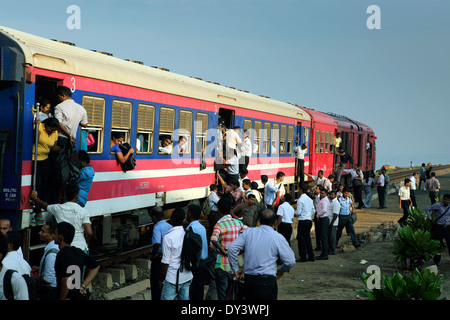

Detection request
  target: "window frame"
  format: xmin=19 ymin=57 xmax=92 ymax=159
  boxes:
xmin=81 ymin=95 xmax=105 ymax=155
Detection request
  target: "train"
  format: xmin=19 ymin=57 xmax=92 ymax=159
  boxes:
xmin=0 ymin=26 xmax=376 ymax=258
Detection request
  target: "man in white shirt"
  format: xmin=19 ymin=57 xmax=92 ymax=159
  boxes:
xmin=31 ymin=183 xmax=92 ymax=252
xmin=306 ymin=170 xmax=332 ymax=192
xmin=0 ymin=233 xmax=29 ymax=300
xmin=376 ymin=170 xmax=386 ymax=209
xmin=160 ymin=208 xmax=193 ymax=300
xmin=239 ymin=130 xmax=252 ymax=172
xmin=398 ymin=179 xmax=412 ymax=227
xmin=275 ymin=193 xmax=295 ymax=245
xmin=294 ymin=143 xmax=307 ymax=184
xmin=54 ymin=86 xmax=88 ymax=145
xmin=225 ymin=126 xmax=242 ymax=153
xmin=409 ymin=172 xmax=418 ymax=208
xmin=295 ymin=185 xmax=316 ymax=262
xmin=327 ymin=191 xmax=341 ymax=255
xmin=36 ymin=222 xmax=59 ymax=300
xmin=1 ymin=232 xmax=31 ymax=276
xmin=315 ymin=189 xmax=330 ymax=260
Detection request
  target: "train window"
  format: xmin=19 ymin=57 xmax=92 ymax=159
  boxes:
xmin=272 ymin=123 xmax=279 ymax=155
xmin=81 ymin=95 xmax=105 ymax=154
xmin=320 ymin=131 xmax=325 ymax=154
xmin=111 ymin=100 xmax=132 ymax=153
xmin=195 ymin=112 xmax=208 ymax=154
xmin=280 ymin=125 xmax=287 ymax=155
xmin=287 ymin=126 xmax=294 ymax=154
xmin=315 ymin=129 xmax=320 ymax=154
xmin=178 ymin=110 xmax=192 ymax=154
xmin=325 ymin=131 xmax=330 ymax=154
xmin=254 ymin=121 xmax=262 ymax=155
xmin=158 ymin=107 xmax=175 ymax=154
xmin=263 ymin=122 xmax=271 ymax=154
xmin=136 ymin=103 xmax=155 ymax=154
xmin=243 ymin=119 xmax=252 ymax=141
xmin=329 ymin=131 xmax=334 ymax=153
xmin=304 ymin=127 xmax=310 ymax=152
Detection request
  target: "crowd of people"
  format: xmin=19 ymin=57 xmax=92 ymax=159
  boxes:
xmin=1 ymin=89 xmax=448 ymax=300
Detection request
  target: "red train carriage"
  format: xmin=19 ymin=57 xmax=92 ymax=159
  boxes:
xmin=300 ymin=107 xmax=377 ymax=186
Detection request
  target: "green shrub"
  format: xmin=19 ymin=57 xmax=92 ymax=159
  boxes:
xmin=358 ymin=268 xmax=445 ymax=300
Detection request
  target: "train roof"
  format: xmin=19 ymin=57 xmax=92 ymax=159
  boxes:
xmin=0 ymin=26 xmax=310 ymax=122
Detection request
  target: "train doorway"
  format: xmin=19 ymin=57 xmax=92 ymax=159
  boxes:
xmin=218 ymin=108 xmax=234 ymax=130
xmin=35 ymin=75 xmax=61 ymax=113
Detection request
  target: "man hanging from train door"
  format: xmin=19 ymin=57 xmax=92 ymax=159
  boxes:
xmin=51 ymin=86 xmax=88 ymax=200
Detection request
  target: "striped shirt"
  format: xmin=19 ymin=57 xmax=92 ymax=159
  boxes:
xmin=211 ymin=215 xmax=249 ymax=273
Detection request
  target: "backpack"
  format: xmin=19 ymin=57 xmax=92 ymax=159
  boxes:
xmin=3 ymin=270 xmax=37 ymax=300
xmin=118 ymin=142 xmax=137 ymax=172
xmin=176 ymin=227 xmax=202 ymax=293
xmin=203 ymin=196 xmax=212 ymax=216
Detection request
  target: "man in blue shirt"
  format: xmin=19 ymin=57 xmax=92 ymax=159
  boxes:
xmin=185 ymin=203 xmax=209 ymax=300
xmin=228 ymin=209 xmax=296 ymax=300
xmin=261 ymin=175 xmax=279 ymax=210
xmin=149 ymin=206 xmax=172 ymax=300
xmin=336 ymin=188 xmax=360 ymax=249
xmin=425 ymin=194 xmax=450 ymax=265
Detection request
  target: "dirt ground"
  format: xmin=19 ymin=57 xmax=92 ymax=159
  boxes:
xmin=277 ymin=171 xmax=450 ymax=300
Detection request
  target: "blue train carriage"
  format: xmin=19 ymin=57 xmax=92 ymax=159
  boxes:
xmin=0 ymin=26 xmax=311 ymax=257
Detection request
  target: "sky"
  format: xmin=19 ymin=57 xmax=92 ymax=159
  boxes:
xmin=1 ymin=0 xmax=449 ymax=169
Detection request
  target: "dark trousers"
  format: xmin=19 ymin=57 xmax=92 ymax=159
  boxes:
xmin=296 ymin=158 xmax=305 ymax=184
xmin=150 ymin=256 xmax=162 ymax=300
xmin=39 ymin=285 xmax=57 ymax=300
xmin=377 ymin=186 xmax=385 ymax=208
xmin=190 ymin=259 xmax=209 ymax=300
xmin=244 ymin=274 xmax=278 ymax=300
xmin=278 ymin=222 xmax=292 ymax=246
xmin=239 ymin=156 xmax=250 ymax=173
xmin=410 ymin=189 xmax=417 ymax=208
xmin=215 ymin=268 xmax=233 ymax=300
xmin=318 ymin=217 xmax=329 ymax=257
xmin=314 ymin=216 xmax=322 ymax=250
xmin=336 ymin=215 xmax=358 ymax=246
xmin=297 ymin=219 xmax=314 ymax=260
xmin=34 ymin=158 xmax=52 ymax=213
xmin=431 ymin=224 xmax=450 ymax=265
xmin=398 ymin=200 xmax=411 ymax=227
xmin=429 ymin=191 xmax=439 ymax=205
xmin=353 ymin=183 xmax=363 ymax=208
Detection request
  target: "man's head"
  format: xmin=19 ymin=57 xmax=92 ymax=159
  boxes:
xmin=276 ymin=172 xmax=285 ymax=181
xmin=64 ymin=182 xmax=79 ymax=202
xmin=343 ymin=188 xmax=351 ymax=198
xmin=55 ymin=222 xmax=75 ymax=246
xmin=170 ymin=208 xmax=186 ymax=227
xmin=442 ymin=194 xmax=450 ymax=206
xmin=187 ymin=204 xmax=202 ymax=222
xmin=404 ymin=178 xmax=411 ymax=187
xmin=284 ymin=193 xmax=293 ymax=204
xmin=260 ymin=209 xmax=277 ymax=227
xmin=149 ymin=206 xmax=165 ymax=222
xmin=6 ymin=231 xmax=22 ymax=252
xmin=320 ymin=189 xmax=328 ymax=199
xmin=328 ymin=174 xmax=335 ymax=182
xmin=246 ymin=192 xmax=256 ymax=206
xmin=39 ymin=221 xmax=57 ymax=244
xmin=162 ymin=138 xmax=172 ymax=147
xmin=329 ymin=190 xmax=337 ymax=201
xmin=178 ymin=136 xmax=187 ymax=145
xmin=261 ymin=175 xmax=268 ymax=184
xmin=217 ymin=197 xmax=232 ymax=217
xmin=242 ymin=179 xmax=251 ymax=190
xmin=56 ymin=86 xmax=72 ymax=102
xmin=0 ymin=218 xmax=12 ymax=235
xmin=317 ymin=170 xmax=324 ymax=178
